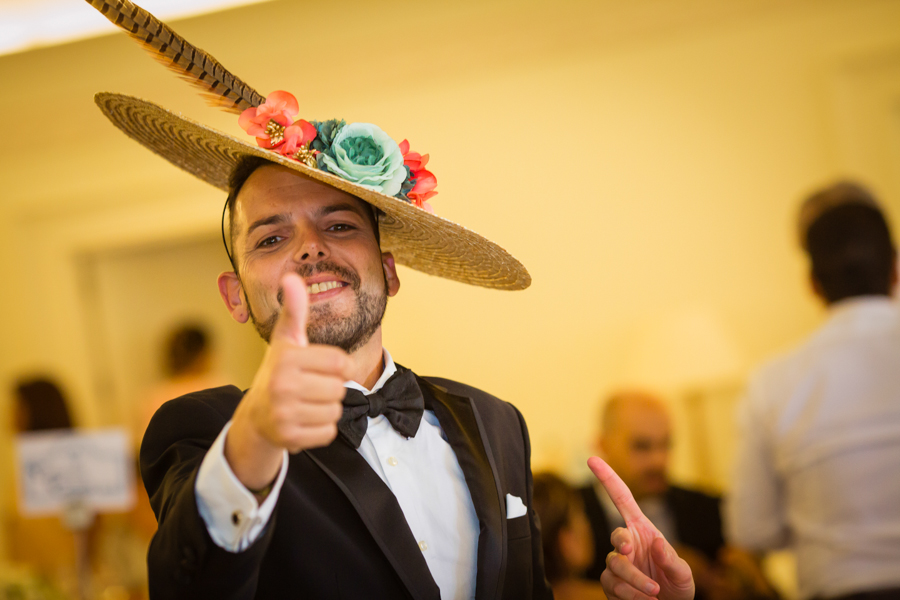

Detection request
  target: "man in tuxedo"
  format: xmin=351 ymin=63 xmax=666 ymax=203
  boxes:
xmin=82 ymin=3 xmax=698 ymax=592
xmin=139 ymin=155 xmax=697 ymax=600
xmin=141 ymin=156 xmax=550 ymax=599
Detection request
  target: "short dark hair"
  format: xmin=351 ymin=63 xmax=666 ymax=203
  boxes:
xmin=805 ymin=198 xmax=896 ymax=303
xmin=165 ymin=324 xmax=210 ymax=376
xmin=222 ymin=156 xmax=381 ymax=274
xmin=223 ymin=156 xmax=272 ymax=272
xmin=15 ymin=377 xmax=74 ymax=432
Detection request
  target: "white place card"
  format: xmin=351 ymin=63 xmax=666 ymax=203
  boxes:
xmin=15 ymin=427 xmax=135 ymax=516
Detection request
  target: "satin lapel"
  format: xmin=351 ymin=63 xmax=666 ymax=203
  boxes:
xmin=306 ymin=441 xmax=440 ymax=600
xmin=419 ymin=379 xmax=505 ymax=600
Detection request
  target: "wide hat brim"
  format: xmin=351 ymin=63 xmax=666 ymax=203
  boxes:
xmin=95 ymin=93 xmax=531 ymax=290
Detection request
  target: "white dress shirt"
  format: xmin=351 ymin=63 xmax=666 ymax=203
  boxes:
xmin=195 ymin=349 xmax=480 ymax=600
xmin=726 ymin=297 xmax=900 ymax=599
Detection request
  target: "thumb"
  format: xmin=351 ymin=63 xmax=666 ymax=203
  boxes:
xmin=271 ymin=273 xmax=309 ymax=347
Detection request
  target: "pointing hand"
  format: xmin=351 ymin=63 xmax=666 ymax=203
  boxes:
xmin=589 ymin=457 xmax=695 ymax=600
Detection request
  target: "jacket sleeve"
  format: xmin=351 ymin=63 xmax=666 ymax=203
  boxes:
xmin=513 ymin=405 xmax=555 ymax=600
xmin=140 ymin=392 xmax=279 ymax=600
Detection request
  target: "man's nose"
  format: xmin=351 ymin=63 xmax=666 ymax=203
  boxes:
xmin=649 ymin=446 xmax=669 ymax=467
xmin=292 ymin=228 xmax=329 ymax=262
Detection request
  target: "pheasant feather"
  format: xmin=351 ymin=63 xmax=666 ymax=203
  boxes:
xmin=86 ymin=0 xmax=265 ymax=113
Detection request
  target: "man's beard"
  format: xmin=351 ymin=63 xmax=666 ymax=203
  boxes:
xmin=246 ymin=261 xmax=388 ymax=353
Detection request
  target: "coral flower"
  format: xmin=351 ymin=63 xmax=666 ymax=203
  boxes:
xmin=398 ymin=139 xmax=430 ymax=172
xmin=238 ymin=91 xmax=300 ymax=143
xmin=408 ymin=169 xmax=438 ymax=206
xmin=280 ymin=119 xmax=318 ymax=156
xmin=399 ymin=139 xmax=438 ymax=208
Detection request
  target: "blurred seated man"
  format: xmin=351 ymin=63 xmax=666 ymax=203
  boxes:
xmin=580 ymin=391 xmax=777 ymax=600
xmin=533 ymin=472 xmax=608 ymax=600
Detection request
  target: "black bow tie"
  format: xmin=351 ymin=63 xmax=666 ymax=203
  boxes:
xmin=338 ymin=366 xmax=425 ymax=449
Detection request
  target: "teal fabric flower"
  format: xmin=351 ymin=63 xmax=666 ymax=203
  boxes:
xmin=318 ymin=123 xmax=407 ymax=197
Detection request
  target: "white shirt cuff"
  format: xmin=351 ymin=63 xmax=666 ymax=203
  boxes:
xmin=195 ymin=420 xmax=289 ymax=552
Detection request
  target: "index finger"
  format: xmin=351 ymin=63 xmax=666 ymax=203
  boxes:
xmin=588 ymin=456 xmax=645 ymax=524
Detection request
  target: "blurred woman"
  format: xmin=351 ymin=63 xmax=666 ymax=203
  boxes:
xmin=14 ymin=377 xmax=74 ymax=432
xmin=8 ymin=377 xmax=79 ymax=589
xmin=533 ymin=472 xmax=607 ymax=600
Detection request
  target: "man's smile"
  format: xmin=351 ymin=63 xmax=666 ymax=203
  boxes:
xmin=306 ymin=279 xmax=349 ymax=300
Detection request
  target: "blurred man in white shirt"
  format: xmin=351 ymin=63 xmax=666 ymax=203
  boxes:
xmin=727 ymin=182 xmax=900 ymax=600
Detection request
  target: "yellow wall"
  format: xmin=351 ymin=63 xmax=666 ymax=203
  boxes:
xmin=1 ymin=0 xmax=899 ymax=569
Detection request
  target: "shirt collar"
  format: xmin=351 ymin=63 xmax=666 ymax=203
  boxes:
xmin=825 ymin=295 xmax=897 ymax=327
xmin=344 ymin=348 xmax=397 ymax=396
xmin=828 ymin=294 xmax=895 ymax=315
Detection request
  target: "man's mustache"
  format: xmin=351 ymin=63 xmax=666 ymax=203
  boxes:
xmin=275 ymin=261 xmax=361 ymax=305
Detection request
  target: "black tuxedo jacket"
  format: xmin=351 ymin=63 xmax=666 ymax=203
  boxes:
xmin=140 ymin=374 xmax=553 ymax=600
xmin=579 ymin=483 xmax=725 ymax=581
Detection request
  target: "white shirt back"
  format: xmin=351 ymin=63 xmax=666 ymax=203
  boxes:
xmin=727 ymin=297 xmax=900 ymax=599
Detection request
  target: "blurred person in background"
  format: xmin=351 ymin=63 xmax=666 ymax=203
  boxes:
xmin=10 ymin=377 xmax=148 ymax=600
xmin=13 ymin=377 xmax=74 ymax=433
xmin=727 ymin=181 xmax=900 ymax=600
xmin=8 ymin=377 xmax=80 ymax=584
xmin=128 ymin=322 xmax=226 ymax=597
xmin=533 ymin=472 xmax=607 ymax=600
xmin=581 ymin=391 xmax=778 ymax=600
xmin=135 ymin=323 xmax=224 ymax=441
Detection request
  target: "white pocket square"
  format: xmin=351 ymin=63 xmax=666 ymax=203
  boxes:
xmin=506 ymin=493 xmax=527 ymax=519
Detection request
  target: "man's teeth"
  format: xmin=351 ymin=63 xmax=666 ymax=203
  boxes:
xmin=307 ymin=281 xmax=342 ymax=295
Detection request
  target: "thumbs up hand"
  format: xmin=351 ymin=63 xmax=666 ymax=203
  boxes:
xmin=225 ymin=273 xmax=352 ymax=492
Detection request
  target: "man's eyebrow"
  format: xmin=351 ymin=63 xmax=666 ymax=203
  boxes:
xmin=318 ymin=202 xmax=368 ymax=218
xmin=246 ymin=213 xmax=290 ymax=238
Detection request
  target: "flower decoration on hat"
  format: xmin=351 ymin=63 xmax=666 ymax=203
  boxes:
xmin=399 ymin=140 xmax=437 ymax=212
xmin=238 ymin=92 xmax=318 ymax=168
xmin=239 ymin=90 xmax=437 ymax=211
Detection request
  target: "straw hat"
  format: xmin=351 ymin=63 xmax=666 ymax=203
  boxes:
xmin=89 ymin=1 xmax=530 ymax=291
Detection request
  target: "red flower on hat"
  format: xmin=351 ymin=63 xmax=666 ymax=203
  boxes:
xmin=280 ymin=119 xmax=318 ymax=156
xmin=238 ymin=90 xmax=300 ymax=147
xmin=399 ymin=139 xmax=438 ymax=209
xmin=409 ymin=170 xmax=437 ymax=206
xmin=399 ymin=139 xmax=429 ymax=172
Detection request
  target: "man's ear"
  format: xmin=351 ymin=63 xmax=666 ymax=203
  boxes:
xmin=382 ymin=252 xmax=400 ymax=297
xmin=218 ymin=271 xmax=249 ymax=323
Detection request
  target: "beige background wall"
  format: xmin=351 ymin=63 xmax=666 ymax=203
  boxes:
xmin=2 ymin=0 xmax=899 ymax=570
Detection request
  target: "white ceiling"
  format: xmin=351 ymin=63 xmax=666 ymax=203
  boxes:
xmin=0 ymin=0 xmax=273 ymax=56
